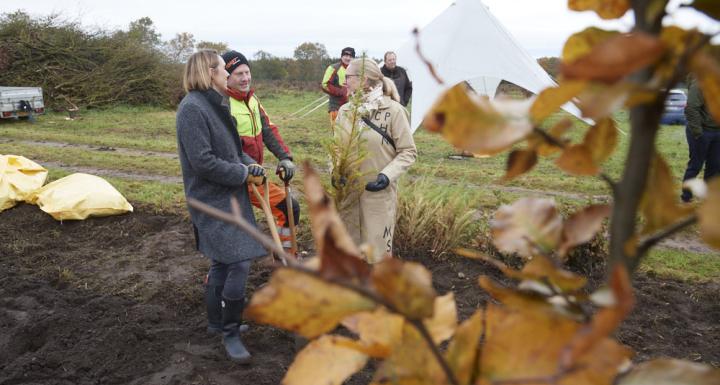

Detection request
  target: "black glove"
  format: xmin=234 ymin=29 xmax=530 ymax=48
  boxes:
xmin=276 ymin=159 xmax=296 ymax=182
xmin=247 ymin=163 xmax=266 ymax=177
xmin=365 ymin=173 xmax=390 ymax=192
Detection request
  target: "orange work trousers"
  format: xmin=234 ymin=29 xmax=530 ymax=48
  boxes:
xmin=248 ymin=181 xmax=292 ymax=228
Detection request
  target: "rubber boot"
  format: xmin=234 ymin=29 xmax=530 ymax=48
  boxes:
xmin=206 ymin=285 xmax=247 ymax=335
xmin=222 ymin=298 xmax=252 ymax=364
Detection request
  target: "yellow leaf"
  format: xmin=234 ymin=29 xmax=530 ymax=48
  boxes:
xmin=617 ymin=358 xmax=720 ymax=385
xmin=245 ymin=268 xmax=376 ymax=338
xmin=478 ymin=276 xmax=577 ymax=317
xmin=639 ymin=155 xmax=694 ymax=234
xmin=562 ymin=33 xmax=666 ymax=83
xmin=530 ymin=81 xmax=589 ymax=123
xmin=562 ymin=27 xmax=620 ymax=63
xmin=424 ymin=293 xmax=457 ymax=344
xmin=699 ymin=179 xmax=720 ymax=249
xmin=371 ymin=259 xmax=437 ymax=320
xmin=585 ymin=118 xmax=619 ymax=163
xmin=556 ymin=144 xmax=600 ymax=175
xmin=500 ymin=149 xmax=538 ymax=183
xmin=559 ymin=204 xmax=611 ymax=258
xmin=656 ymin=27 xmax=704 ymax=85
xmin=568 ymin=0 xmax=631 ymax=19
xmin=529 ymin=118 xmax=573 ymax=157
xmin=372 ymin=323 xmax=449 ymax=385
xmin=424 ymin=83 xmax=533 ymax=156
xmin=342 ymin=309 xmax=404 ymax=358
xmin=491 ymin=197 xmax=563 ymax=257
xmin=445 ymin=310 xmax=484 ymax=385
xmin=282 ymin=335 xmax=368 ymax=385
xmin=690 ymin=51 xmax=720 ymax=125
xmin=691 ymin=0 xmax=720 ymax=21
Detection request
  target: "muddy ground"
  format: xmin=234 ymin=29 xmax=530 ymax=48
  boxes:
xmin=1 ymin=204 xmax=718 ymax=385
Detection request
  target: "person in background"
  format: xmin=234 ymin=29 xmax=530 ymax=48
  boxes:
xmin=321 ymin=47 xmax=355 ymax=124
xmin=380 ymin=51 xmax=412 ymax=107
xmin=221 ymin=50 xmax=300 ymax=253
xmin=334 ymin=57 xmax=417 ymax=263
xmin=176 ymin=49 xmax=266 ymax=364
xmin=681 ymin=74 xmax=720 ymax=202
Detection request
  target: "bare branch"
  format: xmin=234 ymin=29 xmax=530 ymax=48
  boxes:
xmin=413 ymin=28 xmax=445 ymax=85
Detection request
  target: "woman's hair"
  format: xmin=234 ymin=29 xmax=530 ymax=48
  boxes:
xmin=347 ymin=57 xmax=400 ymax=102
xmin=183 ymin=49 xmax=220 ymax=93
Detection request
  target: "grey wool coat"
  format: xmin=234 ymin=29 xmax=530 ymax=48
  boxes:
xmin=176 ymin=89 xmax=266 ymax=264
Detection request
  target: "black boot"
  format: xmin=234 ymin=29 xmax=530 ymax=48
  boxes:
xmin=206 ymin=285 xmax=248 ymax=335
xmin=222 ymin=298 xmax=252 ymax=364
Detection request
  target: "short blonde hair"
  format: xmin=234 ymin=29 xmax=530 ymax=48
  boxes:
xmin=183 ymin=49 xmax=220 ymax=93
xmin=347 ymin=57 xmax=400 ymax=102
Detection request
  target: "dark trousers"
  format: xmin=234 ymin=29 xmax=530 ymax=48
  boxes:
xmin=206 ymin=259 xmax=252 ymax=301
xmin=682 ymin=127 xmax=720 ymax=201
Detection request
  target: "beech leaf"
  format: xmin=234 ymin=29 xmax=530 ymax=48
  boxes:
xmin=568 ymin=0 xmax=631 ymax=19
xmin=562 ymin=27 xmax=620 ymax=63
xmin=341 ymin=309 xmax=404 ymax=358
xmin=617 ymin=358 xmax=720 ymax=385
xmin=556 ymin=144 xmax=600 ymax=176
xmin=445 ymin=310 xmax=484 ymax=385
xmin=490 ymin=197 xmax=564 ymax=257
xmin=560 ymin=204 xmax=612 ymax=258
xmin=698 ymin=178 xmax=720 ymax=249
xmin=283 ymin=335 xmax=368 ymax=385
xmin=501 ymin=149 xmax=538 ymax=182
xmin=423 ymin=293 xmax=458 ymax=344
xmin=639 ymin=155 xmax=694 ymax=234
xmin=371 ymin=259 xmax=437 ymax=320
xmin=530 ymin=81 xmax=588 ymax=123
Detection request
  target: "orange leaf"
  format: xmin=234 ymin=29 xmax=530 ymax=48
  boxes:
xmin=424 ymin=83 xmax=533 ymax=156
xmin=530 ymin=81 xmax=589 ymax=123
xmin=501 ymin=149 xmax=538 ymax=182
xmin=529 ymin=118 xmax=574 ymax=157
xmin=562 ymin=27 xmax=620 ymax=63
xmin=585 ymin=118 xmax=619 ymax=163
xmin=303 ymin=163 xmax=370 ymax=283
xmin=245 ymin=268 xmax=376 ymax=338
xmin=562 ymin=33 xmax=665 ymax=83
xmin=639 ymin=155 xmax=694 ymax=234
xmin=490 ymin=197 xmax=564 ymax=257
xmin=617 ymin=358 xmax=720 ymax=385
xmin=568 ymin=0 xmax=631 ymax=19
xmin=445 ymin=310 xmax=484 ymax=385
xmin=556 ymin=144 xmax=600 ymax=175
xmin=283 ymin=335 xmax=368 ymax=385
xmin=423 ymin=293 xmax=458 ymax=344
xmin=341 ymin=308 xmax=404 ymax=358
xmin=698 ymin=178 xmax=720 ymax=249
xmin=371 ymin=259 xmax=437 ymax=320
xmin=559 ymin=204 xmax=611 ymax=258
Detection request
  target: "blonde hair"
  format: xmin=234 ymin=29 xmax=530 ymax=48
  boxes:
xmin=347 ymin=57 xmax=400 ymax=102
xmin=183 ymin=49 xmax=220 ymax=93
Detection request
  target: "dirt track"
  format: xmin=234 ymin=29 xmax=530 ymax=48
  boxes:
xmin=1 ymin=204 xmax=718 ymax=384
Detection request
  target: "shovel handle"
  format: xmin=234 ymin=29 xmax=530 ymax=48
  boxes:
xmin=250 ymin=180 xmax=286 ymax=266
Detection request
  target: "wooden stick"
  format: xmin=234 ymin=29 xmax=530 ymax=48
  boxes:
xmin=251 ymin=180 xmax=283 ymax=252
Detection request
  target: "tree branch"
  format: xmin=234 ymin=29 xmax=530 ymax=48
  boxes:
xmin=186 ymin=197 xmax=461 ymax=385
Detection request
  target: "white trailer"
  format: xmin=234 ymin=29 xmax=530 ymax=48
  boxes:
xmin=0 ymin=86 xmax=45 ymax=119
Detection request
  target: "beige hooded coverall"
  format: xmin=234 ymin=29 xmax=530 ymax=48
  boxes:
xmin=334 ymin=95 xmax=417 ymax=263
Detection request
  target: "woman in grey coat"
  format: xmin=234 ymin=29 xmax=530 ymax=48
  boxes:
xmin=176 ymin=49 xmax=266 ymax=363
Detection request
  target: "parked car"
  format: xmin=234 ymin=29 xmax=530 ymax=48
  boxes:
xmin=0 ymin=86 xmax=45 ymax=119
xmin=660 ymin=89 xmax=687 ymax=125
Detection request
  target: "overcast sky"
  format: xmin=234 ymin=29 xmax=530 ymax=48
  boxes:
xmin=2 ymin=0 xmax=717 ymax=59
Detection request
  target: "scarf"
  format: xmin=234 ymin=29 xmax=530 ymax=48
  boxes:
xmin=357 ymin=84 xmax=384 ymax=117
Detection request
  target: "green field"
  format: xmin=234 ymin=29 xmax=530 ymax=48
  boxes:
xmin=1 ymin=89 xmax=717 ymax=280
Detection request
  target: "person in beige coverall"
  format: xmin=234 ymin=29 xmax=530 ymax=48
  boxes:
xmin=334 ymin=57 xmax=417 ymax=263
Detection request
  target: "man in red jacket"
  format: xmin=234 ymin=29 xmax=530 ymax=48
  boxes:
xmin=221 ymin=50 xmax=299 ymax=250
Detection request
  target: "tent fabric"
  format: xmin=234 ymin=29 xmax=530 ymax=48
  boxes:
xmin=0 ymin=154 xmax=48 ymax=212
xmin=395 ymin=0 xmax=583 ymax=132
xmin=28 ymin=173 xmax=133 ymax=220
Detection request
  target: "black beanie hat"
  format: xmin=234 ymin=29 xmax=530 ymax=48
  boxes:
xmin=222 ymin=50 xmax=249 ymax=75
xmin=341 ymin=47 xmax=355 ymax=58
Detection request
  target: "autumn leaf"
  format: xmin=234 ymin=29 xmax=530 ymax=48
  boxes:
xmin=303 ymin=163 xmax=370 ymax=283
xmin=576 ymin=82 xmax=655 ymax=119
xmin=371 ymin=323 xmax=448 ymax=385
xmin=568 ymin=0 xmax=631 ymax=20
xmin=501 ymin=149 xmax=538 ymax=182
xmin=491 ymin=197 xmax=564 ymax=257
xmin=478 ymin=276 xmax=580 ymax=318
xmin=562 ymin=27 xmax=620 ymax=63
xmin=698 ymin=178 xmax=720 ymax=249
xmin=585 ymin=118 xmax=619 ymax=163
xmin=283 ymin=335 xmax=368 ymax=385
xmin=342 ymin=309 xmax=404 ymax=358
xmin=530 ymin=81 xmax=588 ymax=123
xmin=559 ymin=204 xmax=611 ymax=258
xmin=562 ymin=32 xmax=666 ymax=83
xmin=424 ymin=83 xmax=533 ymax=156
xmin=371 ymin=259 xmax=437 ymax=320
xmin=616 ymin=358 xmax=720 ymax=385
xmin=690 ymin=51 xmax=720 ymax=125
xmin=691 ymin=0 xmax=720 ymax=21
xmin=423 ymin=293 xmax=457 ymax=344
xmin=556 ymin=144 xmax=599 ymax=175
xmin=445 ymin=310 xmax=484 ymax=385
xmin=245 ymin=268 xmax=376 ymax=338
xmin=639 ymin=155 xmax=694 ymax=234
xmin=529 ymin=118 xmax=573 ymax=157
xmin=655 ymin=26 xmax=704 ymax=84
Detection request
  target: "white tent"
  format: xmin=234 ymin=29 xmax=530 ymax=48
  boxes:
xmin=395 ymin=0 xmax=583 ymax=133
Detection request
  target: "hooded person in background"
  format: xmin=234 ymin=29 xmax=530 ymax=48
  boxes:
xmin=221 ymin=50 xmax=300 ymax=253
xmin=176 ymin=50 xmax=267 ymax=363
xmin=381 ymin=51 xmax=412 ymax=107
xmin=321 ymin=47 xmax=355 ymax=124
xmin=334 ymin=57 xmax=417 ymax=264
xmin=681 ymin=74 xmax=720 ymax=202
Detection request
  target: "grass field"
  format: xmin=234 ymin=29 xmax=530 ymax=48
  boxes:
xmin=1 ymin=88 xmax=717 ymax=280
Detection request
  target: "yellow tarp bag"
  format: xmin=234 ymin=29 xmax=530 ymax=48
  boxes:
xmin=29 ymin=173 xmax=133 ymax=220
xmin=0 ymin=154 xmax=48 ymax=212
